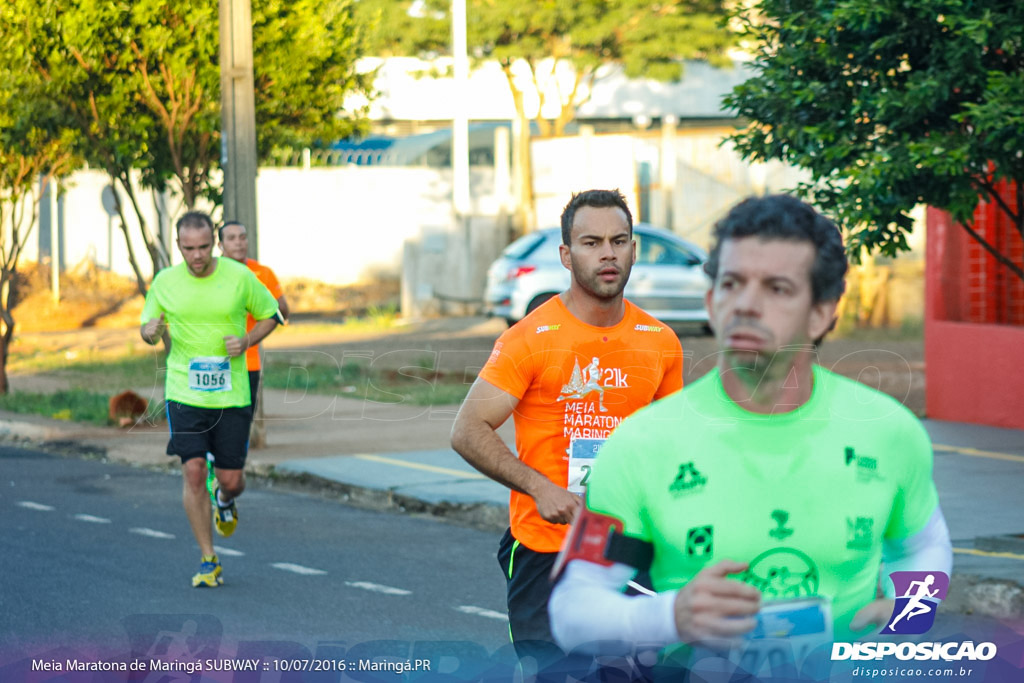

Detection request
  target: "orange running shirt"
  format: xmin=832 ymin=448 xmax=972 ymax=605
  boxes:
xmin=245 ymin=258 xmax=283 ymax=371
xmin=477 ymin=295 xmax=684 ymax=553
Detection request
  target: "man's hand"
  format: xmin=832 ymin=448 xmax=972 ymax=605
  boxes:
xmin=223 ymin=335 xmax=248 ymax=357
xmin=141 ymin=314 xmax=166 ymax=345
xmin=850 ymin=598 xmax=895 ymax=633
xmin=673 ymin=560 xmax=760 ymax=645
xmin=532 ymin=480 xmax=582 ymax=525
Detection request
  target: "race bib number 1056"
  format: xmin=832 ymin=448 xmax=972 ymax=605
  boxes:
xmin=189 ymin=356 xmax=232 ymax=393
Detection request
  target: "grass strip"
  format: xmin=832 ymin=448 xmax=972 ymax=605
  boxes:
xmin=261 ymin=357 xmax=471 ymax=406
xmin=0 ymin=390 xmax=111 ymax=426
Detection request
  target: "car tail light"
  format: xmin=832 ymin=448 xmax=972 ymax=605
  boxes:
xmin=508 ymin=266 xmax=536 ymax=280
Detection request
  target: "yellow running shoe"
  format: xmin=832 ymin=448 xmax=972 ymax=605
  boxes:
xmin=192 ymin=555 xmax=223 ymax=587
xmin=212 ymin=486 xmax=238 ymax=538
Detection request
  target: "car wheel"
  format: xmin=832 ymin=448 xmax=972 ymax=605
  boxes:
xmin=504 ymin=317 xmax=518 ymax=328
xmin=526 ymin=293 xmax=557 ymax=315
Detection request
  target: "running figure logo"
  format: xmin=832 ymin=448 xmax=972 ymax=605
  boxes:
xmin=880 ymin=570 xmax=950 ymax=635
xmin=559 ymin=357 xmax=610 ymax=412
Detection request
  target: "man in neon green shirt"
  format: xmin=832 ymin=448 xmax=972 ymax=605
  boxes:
xmin=549 ymin=195 xmax=952 ymax=669
xmin=141 ymin=211 xmax=280 ymax=587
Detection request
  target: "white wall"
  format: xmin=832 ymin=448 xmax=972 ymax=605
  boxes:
xmin=256 ymin=167 xmax=459 ymax=284
xmin=41 ymin=166 xmax=505 ymax=287
xmin=30 ymin=170 xmax=170 ymax=279
xmin=35 ymin=130 xmax=813 ymax=292
xmin=532 ymin=134 xmax=639 ymax=228
xmin=353 ymin=57 xmax=752 ymax=122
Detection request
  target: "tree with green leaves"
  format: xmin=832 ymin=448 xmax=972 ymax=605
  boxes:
xmin=725 ymin=0 xmax=1024 ymax=282
xmin=2 ymin=0 xmax=372 ymax=296
xmin=358 ymin=0 xmax=735 ymax=228
xmin=0 ymin=72 xmax=77 ymax=393
xmin=2 ymin=0 xmax=167 ymax=293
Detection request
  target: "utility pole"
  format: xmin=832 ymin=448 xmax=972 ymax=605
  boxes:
xmin=450 ymin=0 xmax=472 ymax=309
xmin=219 ymin=0 xmax=266 ymax=447
xmin=451 ymin=0 xmax=470 ymax=217
xmin=219 ymin=0 xmax=259 ymax=256
xmin=659 ymin=115 xmax=677 ymax=232
xmin=46 ymin=178 xmax=60 ymax=304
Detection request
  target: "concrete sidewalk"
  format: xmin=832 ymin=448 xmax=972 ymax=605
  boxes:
xmin=274 ymin=419 xmax=1024 ymax=590
xmin=1 ymin=385 xmax=1022 ymax=619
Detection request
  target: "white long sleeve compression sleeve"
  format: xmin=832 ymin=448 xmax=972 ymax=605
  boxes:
xmin=881 ymin=506 xmax=953 ymax=597
xmin=549 ymin=560 xmax=679 ymax=654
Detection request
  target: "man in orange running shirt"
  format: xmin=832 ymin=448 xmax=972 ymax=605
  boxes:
xmin=218 ymin=221 xmax=290 ymax=411
xmin=451 ymin=189 xmax=685 ymax=672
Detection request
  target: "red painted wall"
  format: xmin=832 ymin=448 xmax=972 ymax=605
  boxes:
xmin=925 ymin=319 xmax=1024 ymax=428
xmin=925 ymin=192 xmax=1024 ymax=429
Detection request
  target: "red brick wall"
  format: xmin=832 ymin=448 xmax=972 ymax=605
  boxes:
xmin=925 ymin=183 xmax=1024 ymax=429
xmin=957 ymin=180 xmax=1024 ymax=325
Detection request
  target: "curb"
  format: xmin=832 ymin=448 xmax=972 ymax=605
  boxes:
xmin=945 ymin=574 xmax=1024 ymax=622
xmin=249 ymin=465 xmax=509 ymax=533
xmin=0 ymin=418 xmax=81 ymax=442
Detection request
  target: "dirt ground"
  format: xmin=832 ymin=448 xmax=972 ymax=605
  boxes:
xmin=12 ymin=262 xmax=402 ymax=333
xmin=8 ymin=265 xmax=925 ymax=415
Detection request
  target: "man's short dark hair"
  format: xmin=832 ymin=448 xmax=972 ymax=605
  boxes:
xmin=176 ymin=211 xmax=214 ymax=236
xmin=704 ymin=194 xmax=848 ymax=304
xmin=560 ymin=189 xmax=633 ymax=246
xmin=218 ymin=220 xmax=245 ymax=243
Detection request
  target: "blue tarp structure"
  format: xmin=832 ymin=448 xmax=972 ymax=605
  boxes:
xmin=330 ymin=122 xmax=544 ymax=166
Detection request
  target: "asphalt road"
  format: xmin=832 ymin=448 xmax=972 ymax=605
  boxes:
xmin=2 ymin=444 xmax=1022 ymax=683
xmin=0 ymin=445 xmax=516 ymax=677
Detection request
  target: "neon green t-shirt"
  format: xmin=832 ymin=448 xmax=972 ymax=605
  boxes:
xmin=585 ymin=365 xmax=938 ymax=643
xmin=141 ymin=258 xmax=279 ymax=409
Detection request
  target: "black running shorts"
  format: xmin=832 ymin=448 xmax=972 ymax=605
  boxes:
xmin=165 ymin=400 xmax=250 ymax=469
xmin=497 ymin=528 xmax=564 ymax=662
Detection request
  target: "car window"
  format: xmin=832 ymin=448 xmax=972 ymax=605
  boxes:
xmin=502 ymin=232 xmax=547 ymax=259
xmin=635 ymin=233 xmax=700 ymax=266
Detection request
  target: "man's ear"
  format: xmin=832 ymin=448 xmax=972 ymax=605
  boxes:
xmin=559 ymin=243 xmax=572 ymax=271
xmin=808 ymin=299 xmax=839 ymax=341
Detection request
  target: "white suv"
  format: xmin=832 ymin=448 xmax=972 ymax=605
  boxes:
xmin=484 ymin=224 xmax=710 ymax=328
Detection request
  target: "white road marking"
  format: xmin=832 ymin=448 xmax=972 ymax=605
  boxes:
xmin=129 ymin=527 xmax=176 ymax=539
xmin=73 ymin=514 xmax=111 ymax=524
xmin=272 ymin=563 xmax=327 ymax=576
xmin=345 ymin=581 xmax=411 ymax=596
xmin=455 ymin=605 xmax=508 ymax=621
xmin=17 ymin=501 xmax=55 ymax=511
xmin=213 ymin=545 xmax=244 ymax=557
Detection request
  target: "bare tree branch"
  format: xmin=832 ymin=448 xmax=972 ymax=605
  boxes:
xmin=1017 ymin=179 xmax=1024 ymax=243
xmin=976 ymin=176 xmax=1020 ymax=227
xmin=961 ymin=219 xmax=1024 ymax=282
